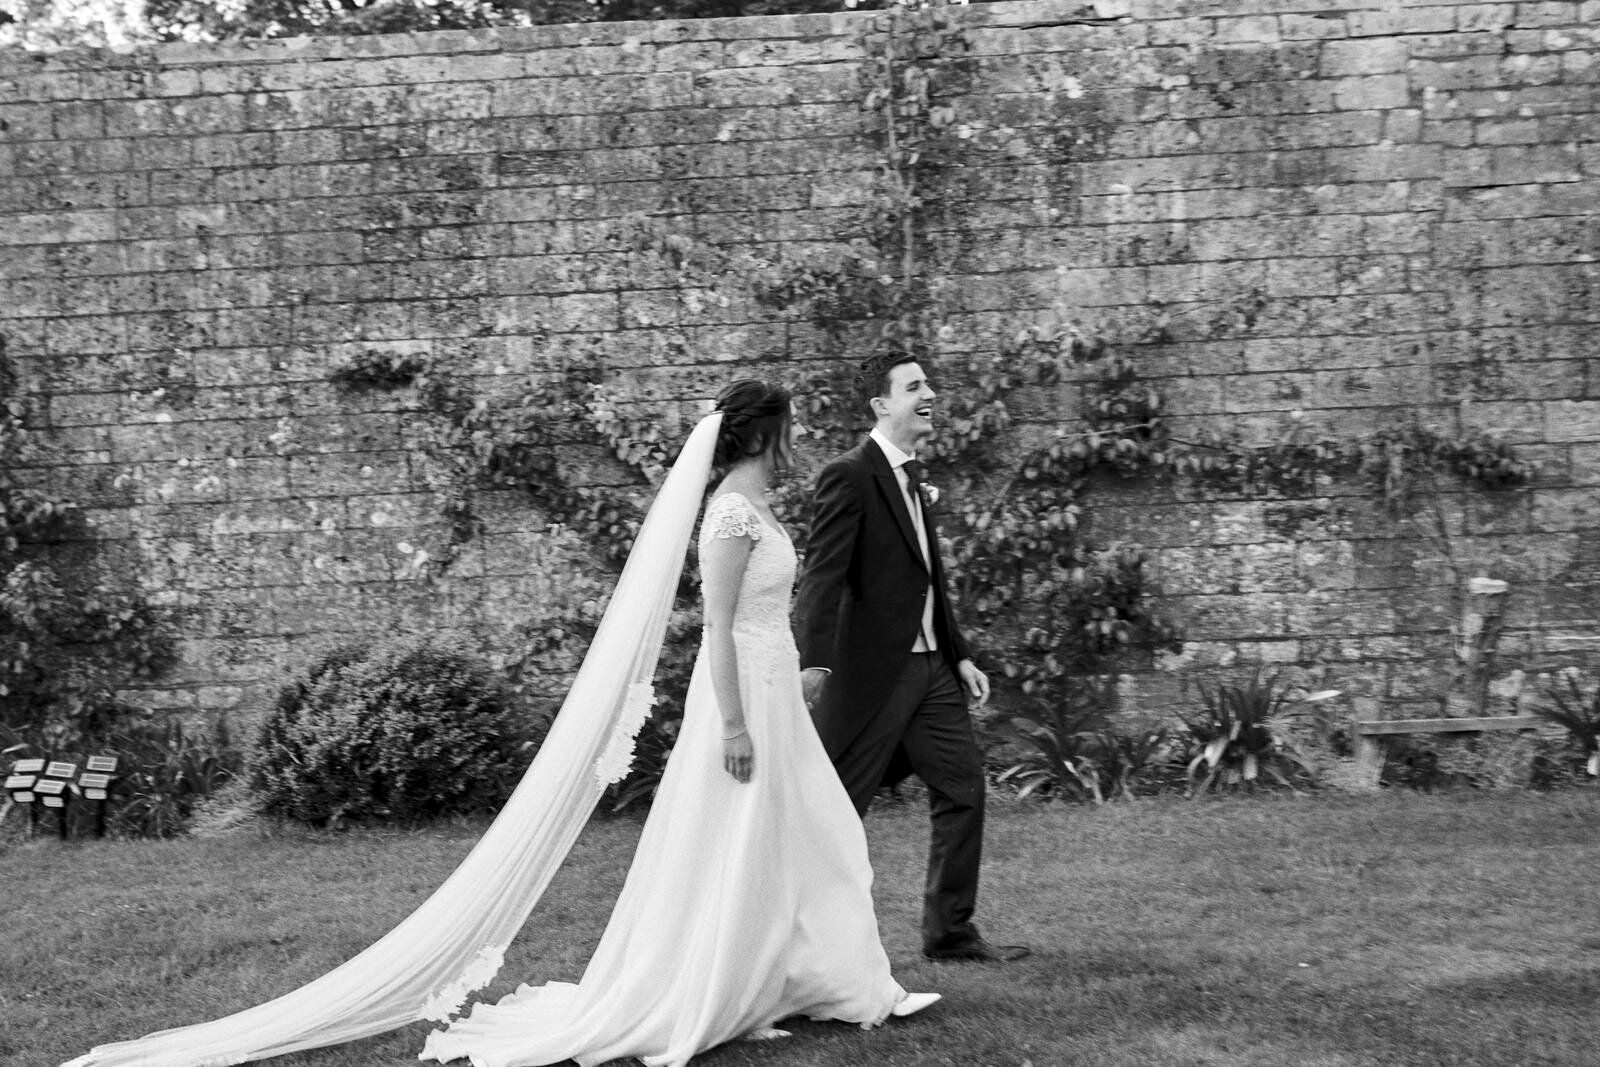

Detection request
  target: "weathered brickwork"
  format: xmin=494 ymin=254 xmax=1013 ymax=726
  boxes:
xmin=2 ymin=0 xmax=1597 ymax=725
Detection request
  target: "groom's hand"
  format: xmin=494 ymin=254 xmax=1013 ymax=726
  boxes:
xmin=957 ymin=659 xmax=990 ymax=707
xmin=800 ymin=667 xmax=829 ymax=709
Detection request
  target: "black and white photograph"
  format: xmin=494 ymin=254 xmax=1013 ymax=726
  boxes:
xmin=2 ymin=0 xmax=1596 ymax=1063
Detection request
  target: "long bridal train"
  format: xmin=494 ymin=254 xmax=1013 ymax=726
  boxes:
xmin=62 ymin=415 xmax=726 ymax=1066
xmin=64 ymin=412 xmax=935 ymax=1067
xmin=420 ymin=487 xmax=910 ymax=1065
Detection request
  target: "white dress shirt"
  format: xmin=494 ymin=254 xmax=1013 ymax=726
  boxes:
xmin=870 ymin=429 xmax=938 ymax=654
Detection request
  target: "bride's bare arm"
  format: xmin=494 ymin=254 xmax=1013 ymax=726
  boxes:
xmin=700 ymin=524 xmax=756 ymax=783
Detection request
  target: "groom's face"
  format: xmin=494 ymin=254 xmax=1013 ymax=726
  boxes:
xmin=874 ymin=361 xmax=936 ymax=452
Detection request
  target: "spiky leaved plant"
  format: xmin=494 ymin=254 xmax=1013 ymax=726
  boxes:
xmin=1180 ymin=671 xmax=1323 ymax=795
xmin=1533 ymin=670 xmax=1600 ymax=778
xmin=1097 ymin=727 xmax=1177 ymax=800
xmin=994 ymin=677 xmax=1115 ymax=803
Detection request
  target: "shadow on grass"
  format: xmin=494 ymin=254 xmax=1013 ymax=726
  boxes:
xmin=1351 ymin=964 xmax=1600 ymax=1064
xmin=1077 ymin=960 xmax=1600 ymax=1067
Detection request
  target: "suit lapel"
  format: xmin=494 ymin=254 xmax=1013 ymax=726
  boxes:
xmin=865 ymin=439 xmax=928 ymax=572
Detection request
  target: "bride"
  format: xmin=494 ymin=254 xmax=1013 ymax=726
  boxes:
xmin=64 ymin=378 xmax=937 ymax=1067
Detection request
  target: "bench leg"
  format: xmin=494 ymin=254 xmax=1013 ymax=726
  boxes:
xmin=1352 ymin=733 xmax=1383 ymax=790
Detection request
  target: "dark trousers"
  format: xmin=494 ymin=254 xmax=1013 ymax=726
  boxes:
xmin=831 ymin=651 xmax=986 ymax=954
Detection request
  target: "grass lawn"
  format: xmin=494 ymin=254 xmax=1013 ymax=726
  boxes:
xmin=4 ymin=789 xmax=1597 ymax=1067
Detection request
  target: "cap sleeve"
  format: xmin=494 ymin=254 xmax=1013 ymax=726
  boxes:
xmin=701 ymin=491 xmax=763 ymax=544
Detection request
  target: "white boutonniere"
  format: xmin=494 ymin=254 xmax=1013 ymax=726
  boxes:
xmin=917 ymin=481 xmax=940 ymax=508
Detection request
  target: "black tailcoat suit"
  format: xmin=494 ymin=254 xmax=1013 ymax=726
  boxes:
xmin=793 ymin=435 xmax=987 ymax=954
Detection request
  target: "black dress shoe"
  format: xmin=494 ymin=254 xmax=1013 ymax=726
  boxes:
xmin=922 ymin=939 xmax=1031 ymax=963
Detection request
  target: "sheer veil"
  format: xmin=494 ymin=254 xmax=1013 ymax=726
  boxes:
xmin=64 ymin=412 xmax=726 ymax=1067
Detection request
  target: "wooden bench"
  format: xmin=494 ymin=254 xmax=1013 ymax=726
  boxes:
xmin=1351 ymin=715 xmax=1551 ymax=786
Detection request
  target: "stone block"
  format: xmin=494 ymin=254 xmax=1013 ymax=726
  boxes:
xmin=652 ymin=41 xmax=726 ymax=73
xmin=1212 ymin=16 xmax=1281 ymax=45
xmin=692 ymin=66 xmax=805 ymax=109
xmin=542 ymin=291 xmax=622 ymax=332
xmin=1182 ymin=592 xmax=1288 ymax=641
xmin=1352 ymin=6 xmax=1458 ymax=37
xmin=1322 ymin=38 xmax=1409 ymax=77
xmin=289 ymin=450 xmax=418 ymax=497
xmin=1491 ymin=143 xmax=1582 ymax=184
xmin=1454 ymin=4 xmax=1517 ymax=32
xmin=1331 ymin=73 xmax=1412 ymax=111
xmin=0 ymin=100 xmax=59 ymax=142
xmin=1279 ymin=13 xmax=1349 ymax=40
xmin=1561 ymin=48 xmax=1595 ymax=81
xmin=1496 ymin=51 xmax=1565 ymax=88
xmin=1234 ymin=77 xmax=1339 ymax=117
xmin=1230 ymin=639 xmax=1304 ymax=664
xmin=1512 ymin=1 xmax=1582 ymax=27
xmin=1541 ymin=400 xmax=1600 ymax=444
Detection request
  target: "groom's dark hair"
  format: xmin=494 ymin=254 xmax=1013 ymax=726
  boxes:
xmin=854 ymin=351 xmax=917 ymax=414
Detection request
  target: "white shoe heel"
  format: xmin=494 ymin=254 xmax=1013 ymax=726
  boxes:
xmin=890 ymin=991 xmax=941 ymax=1018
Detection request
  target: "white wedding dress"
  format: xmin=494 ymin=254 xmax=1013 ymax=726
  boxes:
xmin=420 ymin=491 xmax=906 ymax=1067
xmin=61 ymin=418 xmax=914 ymax=1067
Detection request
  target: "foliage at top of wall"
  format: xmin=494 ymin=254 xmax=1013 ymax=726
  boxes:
xmin=3 ymin=0 xmax=873 ymax=51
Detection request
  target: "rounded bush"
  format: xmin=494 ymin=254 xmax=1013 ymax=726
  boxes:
xmin=249 ymin=635 xmax=528 ymax=826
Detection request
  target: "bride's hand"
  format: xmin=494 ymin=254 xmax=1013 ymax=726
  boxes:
xmin=723 ymin=730 xmax=754 ymax=784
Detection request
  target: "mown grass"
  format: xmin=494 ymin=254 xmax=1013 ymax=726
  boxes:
xmin=4 ymin=789 xmax=1597 ymax=1067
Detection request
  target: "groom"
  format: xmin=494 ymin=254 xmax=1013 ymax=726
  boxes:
xmin=794 ymin=352 xmax=1029 ymax=964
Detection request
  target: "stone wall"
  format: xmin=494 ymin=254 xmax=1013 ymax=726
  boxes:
xmin=2 ymin=0 xmax=1597 ymax=726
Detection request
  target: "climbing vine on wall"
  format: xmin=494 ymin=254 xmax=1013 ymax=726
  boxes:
xmin=326 ymin=0 xmax=1542 ymax=796
xmin=0 ymin=350 xmax=176 ymax=749
xmin=329 ymin=344 xmax=697 ymax=809
xmin=761 ymin=0 xmax=1536 ymax=724
xmin=1173 ymin=420 xmax=1533 ymax=510
xmin=331 ymin=345 xmax=686 ymax=575
xmin=858 ymin=0 xmax=971 ymax=356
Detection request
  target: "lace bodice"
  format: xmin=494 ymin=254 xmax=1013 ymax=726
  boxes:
xmin=699 ymin=492 xmax=796 ymax=652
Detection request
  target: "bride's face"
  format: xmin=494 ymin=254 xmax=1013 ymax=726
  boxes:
xmin=773 ymin=408 xmax=797 ymax=470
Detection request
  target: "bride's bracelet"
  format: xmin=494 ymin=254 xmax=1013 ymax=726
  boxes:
xmin=721 ymin=726 xmax=748 ymax=740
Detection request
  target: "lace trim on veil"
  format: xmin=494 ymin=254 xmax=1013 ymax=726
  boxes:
xmin=420 ymin=943 xmax=508 ymax=1023
xmin=414 ymin=672 xmax=656 ymax=1025
xmin=593 ymin=681 xmax=658 ymax=786
xmin=58 ymin=413 xmax=724 ymax=1067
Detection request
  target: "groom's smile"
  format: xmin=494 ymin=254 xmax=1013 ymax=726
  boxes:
xmin=875 ymin=360 xmax=938 ymax=453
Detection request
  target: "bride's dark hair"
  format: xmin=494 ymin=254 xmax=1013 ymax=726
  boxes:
xmin=712 ymin=379 xmax=793 ymax=470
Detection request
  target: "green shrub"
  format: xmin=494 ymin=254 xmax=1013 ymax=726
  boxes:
xmin=1530 ymin=736 xmax=1596 ymax=790
xmin=107 ymin=712 xmax=244 ymax=837
xmin=600 ymin=611 xmax=699 ymax=814
xmin=249 ymin=635 xmax=529 ymax=826
xmin=1431 ymin=732 xmax=1542 ymax=790
xmin=989 ymin=677 xmax=1180 ymax=802
xmin=1384 ymin=731 xmax=1545 ymax=791
xmin=1380 ymin=734 xmax=1443 ymax=790
xmin=603 ymin=707 xmax=680 ymax=814
xmin=992 ymin=680 xmax=1113 ymax=803
xmin=1099 ymin=726 xmax=1181 ymax=799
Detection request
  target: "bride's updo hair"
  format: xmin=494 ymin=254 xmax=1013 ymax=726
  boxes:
xmin=712 ymin=379 xmax=793 ymax=470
